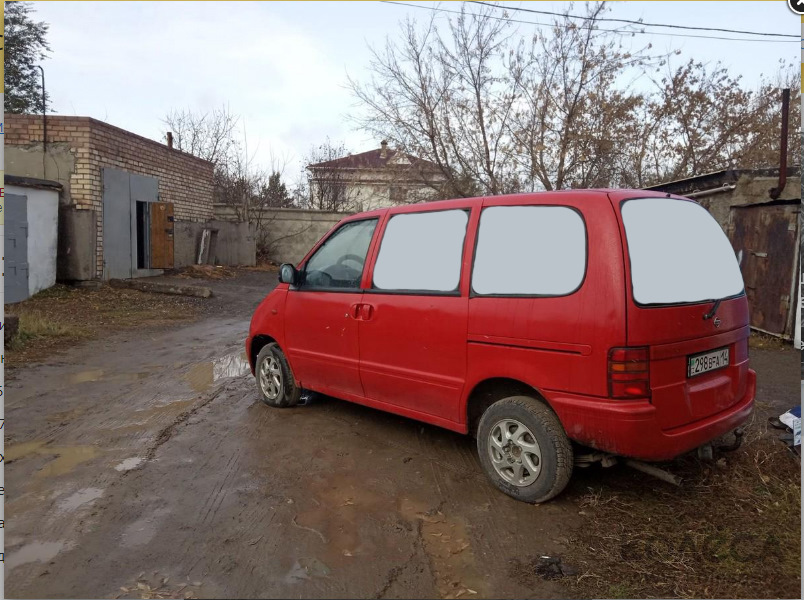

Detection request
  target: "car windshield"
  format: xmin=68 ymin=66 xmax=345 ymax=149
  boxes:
xmin=621 ymin=197 xmax=744 ymax=306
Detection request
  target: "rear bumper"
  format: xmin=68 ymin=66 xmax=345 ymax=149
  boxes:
xmin=548 ymin=369 xmax=756 ymax=461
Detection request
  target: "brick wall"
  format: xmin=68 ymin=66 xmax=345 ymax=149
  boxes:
xmin=5 ymin=114 xmax=214 ymax=278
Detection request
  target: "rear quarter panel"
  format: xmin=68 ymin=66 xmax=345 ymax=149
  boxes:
xmin=463 ymin=192 xmax=627 ymax=412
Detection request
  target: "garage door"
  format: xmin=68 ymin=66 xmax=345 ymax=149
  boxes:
xmin=5 ymin=193 xmax=30 ymax=303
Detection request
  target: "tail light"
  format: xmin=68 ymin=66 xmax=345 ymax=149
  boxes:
xmin=608 ymin=346 xmax=650 ymax=399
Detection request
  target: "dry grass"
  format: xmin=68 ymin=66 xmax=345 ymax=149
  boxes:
xmin=174 ymin=263 xmax=277 ymax=280
xmin=5 ymin=284 xmax=201 ymax=367
xmin=748 ymin=331 xmax=788 ymax=350
xmin=565 ymin=428 xmax=801 ymax=599
xmin=14 ymin=310 xmax=89 ymax=343
xmin=174 ymin=264 xmax=238 ymax=280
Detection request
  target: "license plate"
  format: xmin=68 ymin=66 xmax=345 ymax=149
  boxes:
xmin=687 ymin=347 xmax=729 ymax=378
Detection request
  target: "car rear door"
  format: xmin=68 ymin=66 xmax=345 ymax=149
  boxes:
xmin=355 ymin=205 xmax=476 ymax=424
xmin=610 ymin=191 xmax=750 ymax=430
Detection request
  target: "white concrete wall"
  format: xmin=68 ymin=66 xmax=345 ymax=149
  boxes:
xmin=7 ymin=185 xmax=59 ymax=296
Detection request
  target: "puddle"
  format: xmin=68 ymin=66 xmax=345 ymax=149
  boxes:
xmin=120 ymin=509 xmax=170 ymax=547
xmin=5 ymin=541 xmax=68 ymax=571
xmin=213 ymin=351 xmax=251 ymax=380
xmin=131 ymin=399 xmax=195 ymax=423
xmin=5 ymin=441 xmax=48 ymax=462
xmin=69 ymin=369 xmax=150 ymax=385
xmin=109 ymin=372 xmax=151 ymax=383
xmin=185 ymin=362 xmax=214 ymax=392
xmin=69 ymin=369 xmax=105 ymax=384
xmin=284 ymin=558 xmax=331 ymax=584
xmin=114 ymin=457 xmax=144 ymax=472
xmin=57 ymin=487 xmax=104 ymax=512
xmin=6 ymin=442 xmax=101 ymax=477
xmin=185 ymin=352 xmax=250 ymax=392
xmin=36 ymin=446 xmax=101 ymax=478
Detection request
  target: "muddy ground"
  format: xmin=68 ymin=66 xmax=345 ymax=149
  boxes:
xmin=4 ymin=271 xmax=800 ymax=599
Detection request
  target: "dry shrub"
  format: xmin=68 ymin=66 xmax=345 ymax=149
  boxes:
xmin=566 ymin=434 xmax=801 ymax=599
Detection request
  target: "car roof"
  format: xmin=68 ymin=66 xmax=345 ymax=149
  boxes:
xmin=339 ymin=189 xmax=681 ymax=224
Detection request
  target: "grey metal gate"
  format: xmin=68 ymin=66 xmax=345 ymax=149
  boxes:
xmin=102 ymin=168 xmax=160 ymax=279
xmin=103 ymin=168 xmax=134 ymax=279
xmin=5 ymin=194 xmax=30 ymax=303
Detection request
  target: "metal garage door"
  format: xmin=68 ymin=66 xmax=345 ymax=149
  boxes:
xmin=103 ymin=168 xmax=134 ymax=280
xmin=730 ymin=203 xmax=799 ymax=337
xmin=5 ymin=193 xmax=30 ymax=303
xmin=103 ymin=169 xmax=161 ymax=279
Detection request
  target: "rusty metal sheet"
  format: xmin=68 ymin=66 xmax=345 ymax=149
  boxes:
xmin=729 ymin=203 xmax=799 ymax=337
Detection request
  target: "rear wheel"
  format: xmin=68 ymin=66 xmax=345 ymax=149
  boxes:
xmin=477 ymin=395 xmax=573 ymax=503
xmin=256 ymin=343 xmax=301 ymax=408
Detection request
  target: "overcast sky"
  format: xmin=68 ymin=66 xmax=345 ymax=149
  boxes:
xmin=34 ymin=1 xmax=798 ymax=178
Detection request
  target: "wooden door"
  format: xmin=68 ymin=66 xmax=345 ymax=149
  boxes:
xmin=150 ymin=202 xmax=175 ymax=269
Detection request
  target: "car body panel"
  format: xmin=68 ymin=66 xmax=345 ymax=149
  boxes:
xmin=247 ymin=189 xmax=754 ymax=461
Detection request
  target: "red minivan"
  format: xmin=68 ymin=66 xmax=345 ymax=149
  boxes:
xmin=247 ymin=190 xmax=755 ymax=503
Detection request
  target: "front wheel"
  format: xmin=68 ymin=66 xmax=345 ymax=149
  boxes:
xmin=477 ymin=396 xmax=573 ymax=503
xmin=255 ymin=343 xmax=301 ymax=408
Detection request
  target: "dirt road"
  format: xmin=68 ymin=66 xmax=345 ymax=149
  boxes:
xmin=4 ymin=271 xmax=799 ymax=599
xmin=4 ymin=272 xmax=575 ymax=599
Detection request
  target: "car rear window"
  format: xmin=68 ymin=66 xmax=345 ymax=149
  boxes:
xmin=621 ymin=198 xmax=744 ymax=305
xmin=472 ymin=206 xmax=586 ymax=296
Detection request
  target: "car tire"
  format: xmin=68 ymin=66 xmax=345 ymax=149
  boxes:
xmin=477 ymin=395 xmax=573 ymax=503
xmin=255 ymin=343 xmax=301 ymax=408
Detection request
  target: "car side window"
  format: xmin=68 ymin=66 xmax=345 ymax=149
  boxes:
xmin=300 ymin=219 xmax=378 ymax=290
xmin=372 ymin=209 xmax=469 ymax=293
xmin=472 ymin=205 xmax=586 ymax=296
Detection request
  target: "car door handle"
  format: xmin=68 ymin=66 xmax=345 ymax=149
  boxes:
xmin=349 ymin=303 xmax=362 ymax=319
xmin=360 ymin=304 xmax=374 ymax=321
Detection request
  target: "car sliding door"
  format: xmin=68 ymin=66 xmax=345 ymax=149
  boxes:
xmin=357 ymin=208 xmax=473 ymax=424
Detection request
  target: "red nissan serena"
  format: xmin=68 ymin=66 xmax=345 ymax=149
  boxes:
xmin=247 ymin=190 xmax=755 ymax=503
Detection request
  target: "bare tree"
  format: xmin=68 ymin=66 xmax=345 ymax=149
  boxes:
xmin=303 ymin=138 xmax=357 ymax=211
xmin=351 ymin=2 xmax=796 ymax=193
xmin=162 ymin=106 xmax=300 ymax=259
xmin=162 ymin=105 xmax=240 ymax=166
xmin=350 ymin=5 xmax=522 ymax=197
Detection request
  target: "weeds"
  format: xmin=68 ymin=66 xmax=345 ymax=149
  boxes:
xmin=565 ymin=433 xmax=801 ymax=599
xmin=5 ymin=284 xmax=201 ymax=366
xmin=12 ymin=311 xmax=89 ymax=348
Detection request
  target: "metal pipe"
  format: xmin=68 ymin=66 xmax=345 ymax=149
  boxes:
xmin=769 ymin=88 xmax=790 ymax=200
xmin=685 ymin=184 xmax=736 ymax=199
xmin=624 ymin=459 xmax=682 ymax=486
xmin=36 ymin=65 xmax=47 ymax=155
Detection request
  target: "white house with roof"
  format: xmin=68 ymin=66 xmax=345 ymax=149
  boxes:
xmin=306 ymin=141 xmax=448 ymax=212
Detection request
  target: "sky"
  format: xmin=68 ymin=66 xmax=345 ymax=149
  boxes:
xmin=33 ymin=1 xmax=799 ymax=179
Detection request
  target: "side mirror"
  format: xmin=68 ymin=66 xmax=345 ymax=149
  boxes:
xmin=278 ymin=263 xmax=298 ymax=285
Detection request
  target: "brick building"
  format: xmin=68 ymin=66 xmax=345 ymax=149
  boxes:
xmin=4 ymin=114 xmax=230 ymax=282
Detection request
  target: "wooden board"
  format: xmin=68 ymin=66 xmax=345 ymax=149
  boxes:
xmin=150 ymin=202 xmax=175 ymax=269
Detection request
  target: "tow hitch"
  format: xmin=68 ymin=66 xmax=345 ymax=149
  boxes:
xmin=716 ymin=427 xmax=745 ymax=453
